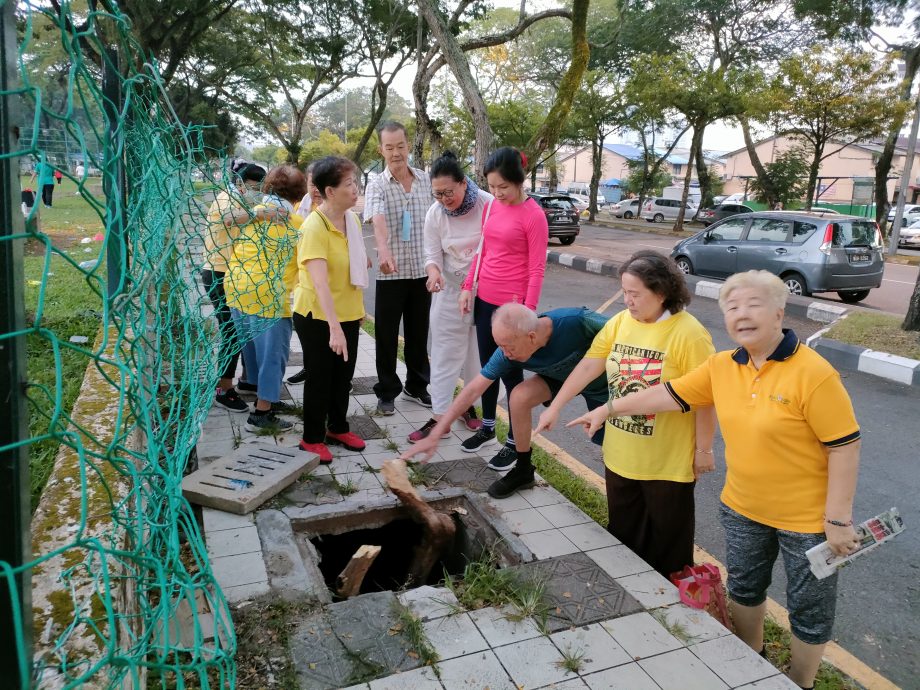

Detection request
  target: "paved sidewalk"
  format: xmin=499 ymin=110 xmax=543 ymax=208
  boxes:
xmin=194 ymin=330 xmax=798 ymax=689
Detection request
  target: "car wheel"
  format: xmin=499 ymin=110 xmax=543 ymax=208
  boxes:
xmin=559 ymin=236 xmax=576 ymax=246
xmin=782 ymin=272 xmax=809 ymax=296
xmin=653 ymin=213 xmax=664 ymax=222
xmin=624 ymin=211 xmax=633 ymax=219
xmin=837 ymin=289 xmax=870 ymax=303
xmin=675 ymin=256 xmax=694 ymax=275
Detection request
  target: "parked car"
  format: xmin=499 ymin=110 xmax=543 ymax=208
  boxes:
xmin=610 ymin=198 xmax=642 ymax=219
xmin=670 ymin=211 xmax=884 ymax=303
xmin=641 ymin=197 xmax=697 ymax=223
xmin=898 ymin=219 xmax=920 ymax=249
xmin=528 ymin=193 xmax=580 ymax=245
xmin=887 ymin=203 xmax=920 ymax=227
xmin=696 ymin=202 xmax=754 ymax=226
xmin=566 ymin=193 xmax=605 ymax=211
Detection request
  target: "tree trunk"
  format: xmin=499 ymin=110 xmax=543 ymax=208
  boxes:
xmin=417 ymin=0 xmax=493 ymax=181
xmin=692 ymin=127 xmax=710 ymax=215
xmin=524 ymin=0 xmax=590 ymax=170
xmin=739 ymin=117 xmax=778 ymax=207
xmin=804 ymin=146 xmax=822 ymax=211
xmin=876 ymin=44 xmax=920 ymax=234
xmin=674 ymin=125 xmax=703 ymax=232
xmin=589 ymin=132 xmax=604 ymax=221
xmin=904 ymin=270 xmax=920 ymax=331
xmin=549 ymin=158 xmax=558 ymax=191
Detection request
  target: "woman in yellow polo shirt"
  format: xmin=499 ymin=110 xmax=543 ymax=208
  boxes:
xmin=536 ymin=251 xmax=716 ymax=578
xmin=564 ymin=270 xmax=862 ymax=690
xmin=293 ymin=156 xmax=368 ymax=463
xmin=225 ymin=164 xmax=306 ymax=432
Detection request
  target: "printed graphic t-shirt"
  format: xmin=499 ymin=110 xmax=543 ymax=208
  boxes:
xmin=481 ymin=307 xmax=610 ymax=398
xmin=585 ymin=309 xmax=714 ymax=483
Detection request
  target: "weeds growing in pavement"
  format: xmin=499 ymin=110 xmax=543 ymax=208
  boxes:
xmin=555 ymin=646 xmax=587 ymax=674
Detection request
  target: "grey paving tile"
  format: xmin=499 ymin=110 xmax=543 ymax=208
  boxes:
xmin=484 ymin=492 xmax=533 ymax=513
xmin=559 ymin=522 xmax=621 ymax=551
xmin=436 ymin=457 xmax=504 ymax=493
xmin=586 ymin=545 xmax=653 ymax=578
xmin=397 ymin=585 xmax=460 ymax=621
xmin=367 ymin=665 xmax=444 ymax=689
xmin=500 ymin=507 xmax=555 ymax=534
xmin=639 ymin=648 xmax=729 ymax=690
xmin=423 ymin=613 xmax=489 ymax=660
xmin=536 ymin=679 xmax=588 ymax=689
xmin=537 ymin=502 xmax=593 ymax=528
xmin=221 ymin=580 xmax=270 ymax=603
xmin=689 ymin=635 xmax=778 ymax=687
xmin=493 ymin=635 xmax=572 ymax=688
xmin=517 ymin=485 xmax=566 ymax=507
xmin=434 ymin=650 xmax=516 ymax=689
xmin=615 ymin=570 xmax=681 ymax=608
xmin=601 ymin=612 xmax=682 ymax=659
xmin=201 ymin=507 xmax=253 ymax=533
xmin=519 ymin=529 xmax=581 ymax=559
xmin=582 ymin=663 xmax=661 ymax=690
xmin=468 ymin=605 xmax=542 ymax=647
xmin=210 ymin=551 xmax=267 ymax=588
xmin=549 ymin=623 xmax=631 ymax=674
xmin=205 ymin=524 xmax=261 ymax=558
xmin=735 ymin=674 xmax=799 ymax=689
xmin=651 ymin=603 xmax=732 ymax=644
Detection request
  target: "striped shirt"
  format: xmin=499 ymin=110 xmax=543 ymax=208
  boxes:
xmin=363 ymin=166 xmax=432 ymax=280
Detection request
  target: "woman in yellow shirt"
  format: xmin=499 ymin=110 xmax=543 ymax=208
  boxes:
xmin=293 ymin=156 xmax=368 ymax=463
xmin=225 ymin=165 xmax=306 ymax=432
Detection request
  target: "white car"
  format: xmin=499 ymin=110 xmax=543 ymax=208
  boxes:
xmin=887 ymin=204 xmax=920 ymax=227
xmin=610 ymin=198 xmax=642 ymax=218
xmin=899 ymin=219 xmax=920 ymax=248
xmin=567 ymin=192 xmax=605 ymax=210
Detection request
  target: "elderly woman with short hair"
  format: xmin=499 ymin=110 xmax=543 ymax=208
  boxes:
xmin=566 ymin=269 xmax=862 ymax=690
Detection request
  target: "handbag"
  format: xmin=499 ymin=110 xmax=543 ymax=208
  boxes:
xmin=669 ymin=563 xmax=732 ymax=630
xmin=470 ymin=198 xmax=494 ymax=301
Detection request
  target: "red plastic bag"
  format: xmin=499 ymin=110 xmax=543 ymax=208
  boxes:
xmin=670 ymin=563 xmax=732 ymax=630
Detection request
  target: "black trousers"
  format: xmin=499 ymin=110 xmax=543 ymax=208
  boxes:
xmin=605 ymin=468 xmax=696 ymax=578
xmin=41 ymin=183 xmax=54 ymax=207
xmin=293 ymin=312 xmax=360 ymax=442
xmin=201 ymin=268 xmax=241 ymax=382
xmin=474 ymin=297 xmax=523 ymax=441
xmin=373 ymin=278 xmax=430 ymax=401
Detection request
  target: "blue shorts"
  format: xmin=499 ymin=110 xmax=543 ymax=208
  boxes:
xmin=541 ymin=376 xmax=605 ymax=446
xmin=719 ymin=503 xmax=838 ymax=645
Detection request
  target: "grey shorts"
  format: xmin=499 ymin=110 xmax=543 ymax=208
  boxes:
xmin=719 ymin=503 xmax=838 ymax=645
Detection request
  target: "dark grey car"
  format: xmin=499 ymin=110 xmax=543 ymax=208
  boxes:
xmin=670 ymin=211 xmax=884 ymax=303
xmin=696 ymin=202 xmax=754 ymax=226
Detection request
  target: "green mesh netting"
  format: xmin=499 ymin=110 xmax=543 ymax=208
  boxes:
xmin=3 ymin=2 xmax=300 ymax=686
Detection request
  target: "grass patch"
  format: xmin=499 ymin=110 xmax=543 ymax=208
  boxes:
xmin=555 ymin=645 xmax=587 ymax=674
xmin=824 ymin=313 xmax=920 ymax=360
xmin=20 ymin=175 xmax=106 ymax=237
xmin=395 ymin=606 xmax=440 ymax=667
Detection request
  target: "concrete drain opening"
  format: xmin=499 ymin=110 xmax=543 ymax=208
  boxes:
xmin=297 ymin=493 xmax=523 ymax=598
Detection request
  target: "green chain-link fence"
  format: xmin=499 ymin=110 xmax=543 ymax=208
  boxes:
xmin=2 ymin=2 xmax=299 ymax=686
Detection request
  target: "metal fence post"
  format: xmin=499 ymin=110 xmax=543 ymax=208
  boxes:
xmin=102 ymin=46 xmax=127 ymax=301
xmin=0 ymin=1 xmax=34 ymax=686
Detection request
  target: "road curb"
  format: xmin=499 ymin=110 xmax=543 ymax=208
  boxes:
xmin=547 ymin=248 xmax=920 ymax=387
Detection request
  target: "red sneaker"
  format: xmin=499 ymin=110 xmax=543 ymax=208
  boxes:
xmin=299 ymin=440 xmax=333 ymax=464
xmin=408 ymin=418 xmax=452 ymax=443
xmin=325 ymin=430 xmax=366 ymax=452
xmin=461 ymin=406 xmax=483 ymax=431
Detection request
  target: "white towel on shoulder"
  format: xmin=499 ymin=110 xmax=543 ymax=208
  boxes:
xmin=345 ymin=211 xmax=369 ymax=289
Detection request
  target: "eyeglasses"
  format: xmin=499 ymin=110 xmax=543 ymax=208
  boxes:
xmin=433 ymin=186 xmax=461 ymax=200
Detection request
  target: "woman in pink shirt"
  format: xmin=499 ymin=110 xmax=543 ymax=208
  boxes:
xmin=459 ymin=147 xmax=549 ymax=470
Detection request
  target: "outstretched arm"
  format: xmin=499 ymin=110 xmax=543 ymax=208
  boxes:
xmin=534 ymin=357 xmax=606 ymax=434
xmin=567 ymin=384 xmax=682 ymax=437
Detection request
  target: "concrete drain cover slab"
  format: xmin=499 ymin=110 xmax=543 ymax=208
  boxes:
xmin=292 ymin=592 xmax=420 ymax=688
xmin=348 ymin=414 xmax=384 ymax=440
xmin=513 ymin=552 xmax=642 ymax=632
xmin=435 ymin=457 xmax=497 ymax=493
xmin=183 ymin=444 xmax=318 ymax=514
xmin=350 ymin=376 xmax=378 ymax=395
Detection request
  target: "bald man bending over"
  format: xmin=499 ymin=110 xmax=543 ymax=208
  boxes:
xmin=402 ymin=303 xmax=610 ymax=498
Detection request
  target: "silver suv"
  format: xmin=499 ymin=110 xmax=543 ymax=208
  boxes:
xmin=642 ymin=197 xmax=697 ymax=222
xmin=670 ymin=211 xmax=884 ymax=303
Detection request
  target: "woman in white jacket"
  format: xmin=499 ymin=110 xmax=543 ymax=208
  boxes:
xmin=408 ymin=152 xmax=492 ymax=442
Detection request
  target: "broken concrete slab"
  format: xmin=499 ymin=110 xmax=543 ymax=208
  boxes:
xmin=256 ymin=509 xmax=331 ymax=604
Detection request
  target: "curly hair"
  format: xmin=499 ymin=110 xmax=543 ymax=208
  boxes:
xmin=262 ymin=164 xmax=307 ymax=203
xmin=619 ymin=250 xmax=692 ymax=313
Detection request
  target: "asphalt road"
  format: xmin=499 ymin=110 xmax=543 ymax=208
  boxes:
xmin=361 ymin=241 xmax=919 ymax=688
xmin=569 ymin=220 xmax=919 ymax=316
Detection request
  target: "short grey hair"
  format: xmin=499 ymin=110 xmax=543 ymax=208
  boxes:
xmin=492 ymin=303 xmax=539 ymax=334
xmin=718 ymin=270 xmax=788 ymax=311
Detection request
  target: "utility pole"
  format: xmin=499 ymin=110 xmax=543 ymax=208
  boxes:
xmin=889 ymin=93 xmax=920 ymax=255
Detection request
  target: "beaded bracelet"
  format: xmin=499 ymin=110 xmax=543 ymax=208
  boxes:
xmin=695 ymin=449 xmax=713 ymax=454
xmin=825 ymin=517 xmax=853 ymax=527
